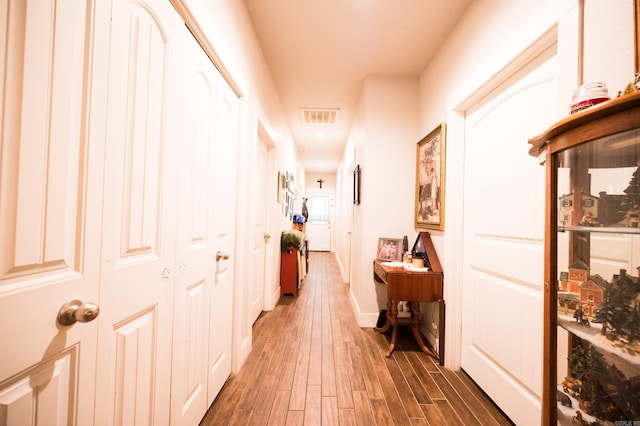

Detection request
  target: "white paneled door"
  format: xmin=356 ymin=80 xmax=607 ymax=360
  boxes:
xmin=170 ymin=25 xmax=239 ymax=422
xmin=94 ymin=0 xmax=184 ymax=423
xmin=461 ymin=51 xmax=556 ymax=425
xmin=306 ymin=194 xmax=332 ymax=251
xmin=96 ymin=0 xmax=238 ymax=422
xmin=0 ymin=1 xmax=102 ymax=424
xmin=170 ymin=25 xmax=219 ymax=426
xmin=0 ymin=0 xmax=239 ymax=424
xmin=250 ymin=135 xmax=268 ymax=324
xmin=207 ymin=69 xmax=239 ymax=405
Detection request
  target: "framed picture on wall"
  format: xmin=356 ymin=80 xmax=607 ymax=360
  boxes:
xmin=415 ymin=122 xmax=446 ymax=231
xmin=376 ymin=238 xmax=403 ymax=262
xmin=353 ymin=164 xmax=361 ymax=205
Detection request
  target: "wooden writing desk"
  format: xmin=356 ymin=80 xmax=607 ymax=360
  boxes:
xmin=374 ymin=232 xmax=444 ymax=364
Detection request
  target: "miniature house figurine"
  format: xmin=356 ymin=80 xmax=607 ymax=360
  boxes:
xmin=559 ymin=188 xmax=598 ymax=226
xmin=558 ymin=262 xmax=606 ymax=318
xmin=558 ymin=189 xmax=630 ymax=227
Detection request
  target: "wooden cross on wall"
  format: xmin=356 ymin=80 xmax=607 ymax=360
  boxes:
xmin=317 ymin=178 xmax=324 ymax=188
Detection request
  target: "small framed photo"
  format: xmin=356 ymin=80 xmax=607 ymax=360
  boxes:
xmin=377 ymin=238 xmax=403 ymax=261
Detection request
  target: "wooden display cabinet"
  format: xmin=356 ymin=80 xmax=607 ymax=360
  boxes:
xmin=529 ymin=91 xmax=640 ymax=425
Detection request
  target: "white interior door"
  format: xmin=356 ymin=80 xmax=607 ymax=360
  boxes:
xmin=169 ymin=25 xmax=219 ymax=425
xmin=0 ymin=1 xmax=102 ymax=424
xmin=94 ymin=0 xmax=182 ymax=423
xmin=306 ymin=193 xmax=332 ymax=251
xmin=208 ymin=72 xmax=239 ymax=404
xmin=461 ymin=52 xmax=556 ymax=425
xmin=250 ymin=136 xmax=268 ymax=324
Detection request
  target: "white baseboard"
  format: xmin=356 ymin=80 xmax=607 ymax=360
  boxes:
xmin=348 ymin=290 xmax=380 ymax=328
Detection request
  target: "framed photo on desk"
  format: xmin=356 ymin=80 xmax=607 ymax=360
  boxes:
xmin=376 ymin=238 xmax=403 ymax=261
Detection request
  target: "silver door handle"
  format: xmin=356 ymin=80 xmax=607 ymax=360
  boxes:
xmin=264 ymin=233 xmax=271 ymax=240
xmin=57 ymin=299 xmax=100 ymax=326
xmin=216 ymin=251 xmax=230 ymax=261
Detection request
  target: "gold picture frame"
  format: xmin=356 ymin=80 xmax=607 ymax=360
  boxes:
xmin=415 ymin=122 xmax=446 ymax=231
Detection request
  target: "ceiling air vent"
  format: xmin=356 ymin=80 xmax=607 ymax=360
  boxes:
xmin=300 ymin=108 xmax=339 ymax=125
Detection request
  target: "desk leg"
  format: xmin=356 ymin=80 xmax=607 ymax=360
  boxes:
xmin=386 ymin=322 xmax=399 ymax=357
xmin=375 ymin=301 xmax=392 ymax=334
xmin=376 ymin=301 xmax=400 ymax=358
xmin=438 ymin=299 xmax=445 ymax=366
xmin=385 ymin=301 xmax=399 ymax=358
xmin=411 ymin=302 xmax=439 ymax=362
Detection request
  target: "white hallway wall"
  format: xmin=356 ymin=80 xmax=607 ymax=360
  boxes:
xmin=346 ymin=77 xmax=420 ymax=326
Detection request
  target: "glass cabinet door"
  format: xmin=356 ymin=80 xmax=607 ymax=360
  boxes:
xmin=554 ymin=127 xmax=640 ymax=424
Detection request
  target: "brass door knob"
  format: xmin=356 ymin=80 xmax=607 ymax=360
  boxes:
xmin=57 ymin=299 xmax=100 ymax=326
xmin=215 ymin=251 xmax=230 ymax=261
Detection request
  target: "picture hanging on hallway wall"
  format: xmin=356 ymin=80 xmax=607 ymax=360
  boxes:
xmin=415 ymin=122 xmax=446 ymax=231
xmin=353 ymin=164 xmax=361 ymax=205
xmin=279 ymin=170 xmax=297 ymax=218
xmin=277 ymin=171 xmax=284 ymax=203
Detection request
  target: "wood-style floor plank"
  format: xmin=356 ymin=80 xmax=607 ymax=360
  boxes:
xmin=333 ymin=347 xmax=354 ymax=408
xmin=351 ymin=390 xmax=375 ymax=425
xmin=285 ymin=411 xmax=304 ymax=426
xmin=395 ymin=352 xmax=431 ymax=405
xmin=268 ymin=391 xmax=291 ymax=425
xmin=304 ymin=385 xmax=321 ymax=426
xmin=201 ymin=252 xmax=513 ymax=425
xmin=454 ymin=371 xmax=514 ymax=426
xmin=406 ymin=352 xmax=444 ymax=400
xmin=420 ymin=403 xmax=448 ymax=426
xmin=321 ymin=344 xmax=337 ymax=398
xmin=322 ymin=396 xmax=339 ymax=425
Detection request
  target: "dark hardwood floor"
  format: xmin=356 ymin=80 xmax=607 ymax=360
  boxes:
xmin=201 ymin=252 xmax=513 ymax=425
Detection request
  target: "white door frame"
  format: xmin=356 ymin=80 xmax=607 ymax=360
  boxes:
xmin=442 ymin=0 xmax=577 ymax=369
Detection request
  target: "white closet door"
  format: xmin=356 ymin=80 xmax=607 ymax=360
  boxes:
xmin=208 ymin=70 xmax=239 ymax=405
xmin=250 ymin=136 xmax=268 ymax=324
xmin=94 ymin=0 xmax=183 ymax=423
xmin=170 ymin=26 xmax=220 ymax=425
xmin=461 ymin=53 xmax=555 ymax=425
xmin=0 ymin=0 xmax=102 ymax=424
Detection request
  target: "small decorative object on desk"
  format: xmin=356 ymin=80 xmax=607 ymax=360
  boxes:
xmin=569 ymin=82 xmax=610 ymax=114
xmin=617 ymin=72 xmax=640 ymax=96
xmin=411 ymin=233 xmax=431 ymax=269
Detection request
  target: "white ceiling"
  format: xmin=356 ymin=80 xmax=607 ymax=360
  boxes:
xmin=242 ymin=0 xmax=472 ymax=173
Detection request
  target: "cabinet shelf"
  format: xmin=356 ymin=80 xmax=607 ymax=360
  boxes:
xmin=559 ymin=225 xmax=640 ymax=234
